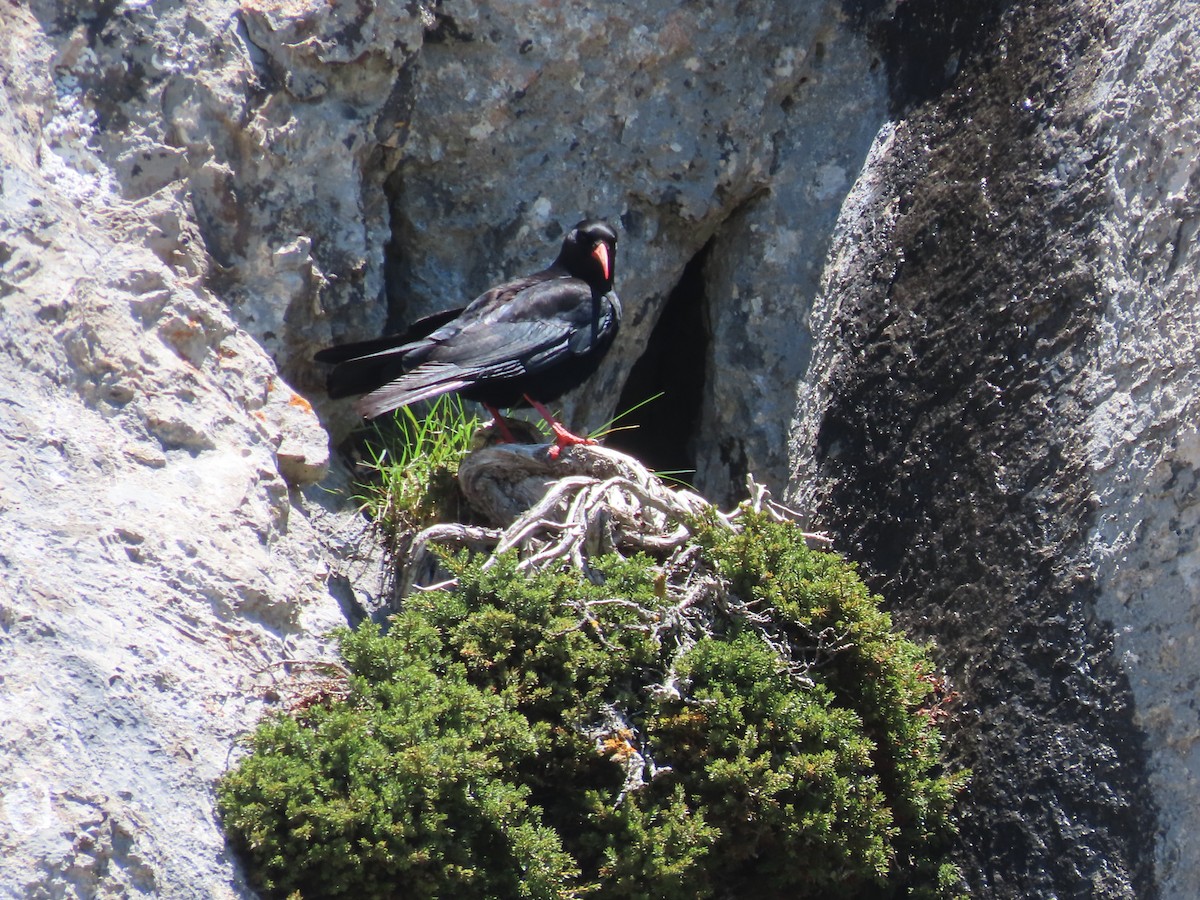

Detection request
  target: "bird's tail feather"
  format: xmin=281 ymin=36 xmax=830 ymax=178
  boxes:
xmin=315 ymin=306 xmax=465 ymax=366
xmin=313 ymin=333 xmax=412 ymax=365
xmin=354 ymin=367 xmax=471 ymax=419
xmin=324 ymin=354 xmax=410 ymax=400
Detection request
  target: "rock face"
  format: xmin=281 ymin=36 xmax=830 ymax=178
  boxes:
xmin=0 ymin=4 xmax=367 ymax=895
xmin=0 ymin=0 xmax=1196 ymax=897
xmin=793 ymin=1 xmax=1200 ymax=897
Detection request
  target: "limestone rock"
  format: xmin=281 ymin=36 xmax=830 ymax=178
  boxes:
xmin=0 ymin=5 xmax=361 ymax=896
xmin=791 ymin=2 xmax=1200 ymax=897
xmin=2 ymin=0 xmax=1199 ymax=897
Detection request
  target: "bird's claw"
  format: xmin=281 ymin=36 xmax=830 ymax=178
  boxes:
xmin=546 ymin=430 xmax=596 ymax=460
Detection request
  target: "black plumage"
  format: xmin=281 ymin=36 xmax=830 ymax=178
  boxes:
xmin=315 ymin=220 xmax=620 ymax=451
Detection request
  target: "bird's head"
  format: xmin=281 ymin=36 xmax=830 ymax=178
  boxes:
xmin=558 ymin=219 xmax=618 ymax=290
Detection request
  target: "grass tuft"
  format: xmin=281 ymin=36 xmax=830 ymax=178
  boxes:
xmin=356 ymin=394 xmax=480 ymax=542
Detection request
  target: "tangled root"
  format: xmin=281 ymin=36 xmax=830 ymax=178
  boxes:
xmin=398 ymin=442 xmax=828 ymax=601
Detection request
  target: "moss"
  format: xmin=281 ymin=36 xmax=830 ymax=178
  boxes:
xmin=219 ymin=515 xmax=965 ymax=899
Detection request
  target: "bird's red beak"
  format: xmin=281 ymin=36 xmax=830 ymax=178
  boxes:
xmin=591 ymin=242 xmax=611 ymax=281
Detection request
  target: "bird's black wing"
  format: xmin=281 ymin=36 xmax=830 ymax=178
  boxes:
xmin=315 ymin=270 xmax=559 ymax=400
xmin=314 ymin=307 xmax=466 ymax=399
xmin=426 ymin=276 xmax=595 ymax=368
xmin=354 ymin=277 xmax=599 ymax=418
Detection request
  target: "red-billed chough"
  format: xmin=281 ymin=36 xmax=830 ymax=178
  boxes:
xmin=315 ymin=220 xmax=620 ymax=456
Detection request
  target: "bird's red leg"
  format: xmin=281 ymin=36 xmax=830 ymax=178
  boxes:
xmin=524 ymin=395 xmax=595 ymax=459
xmin=484 ymin=404 xmax=518 ymax=443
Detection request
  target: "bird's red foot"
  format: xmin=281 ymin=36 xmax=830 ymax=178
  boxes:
xmin=546 ymin=423 xmax=596 ymax=459
xmin=525 ymin=395 xmax=595 ymax=459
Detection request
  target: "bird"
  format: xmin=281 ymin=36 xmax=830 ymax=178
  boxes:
xmin=315 ymin=219 xmax=621 ymax=457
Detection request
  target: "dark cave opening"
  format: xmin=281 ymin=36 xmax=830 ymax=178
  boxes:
xmin=606 ymin=241 xmax=712 ymax=479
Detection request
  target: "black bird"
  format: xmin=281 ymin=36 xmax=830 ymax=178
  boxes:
xmin=315 ymin=220 xmax=620 ymax=456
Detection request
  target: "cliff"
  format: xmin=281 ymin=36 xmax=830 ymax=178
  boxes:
xmin=0 ymin=1 xmax=1196 ymax=897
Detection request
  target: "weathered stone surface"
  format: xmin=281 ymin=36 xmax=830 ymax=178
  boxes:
xmin=693 ymin=28 xmax=888 ymax=505
xmin=1083 ymin=2 xmax=1200 ymax=893
xmin=0 ymin=5 xmax=359 ymax=896
xmin=2 ymin=0 xmax=1199 ymax=897
xmin=792 ymin=1 xmax=1200 ymax=897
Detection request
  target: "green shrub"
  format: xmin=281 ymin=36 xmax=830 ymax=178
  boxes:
xmin=218 ymin=515 xmax=965 ymax=898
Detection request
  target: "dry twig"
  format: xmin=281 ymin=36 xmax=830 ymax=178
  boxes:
xmin=244 ymin=659 xmax=353 ymax=712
